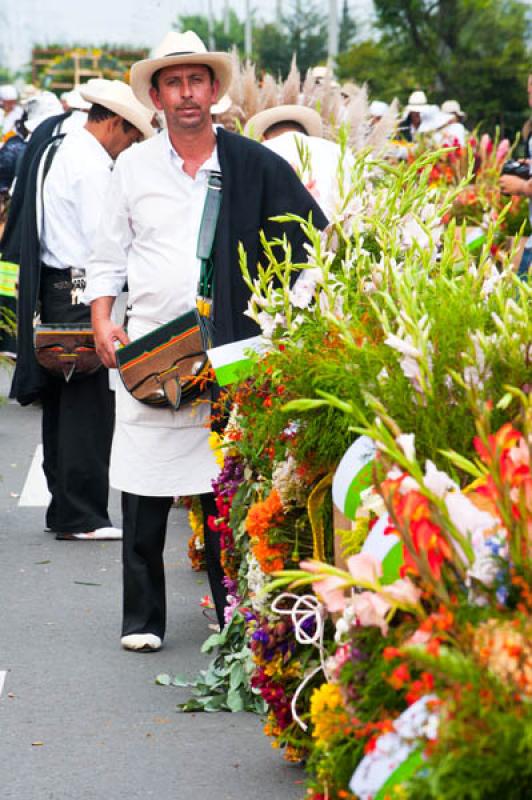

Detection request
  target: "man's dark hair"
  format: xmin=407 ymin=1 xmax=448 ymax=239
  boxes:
xmin=88 ymin=102 xmax=135 ymax=133
xmin=264 ymin=120 xmax=308 ymax=138
xmin=88 ymin=103 xmax=117 ymax=123
xmin=150 ymin=64 xmax=215 ymax=91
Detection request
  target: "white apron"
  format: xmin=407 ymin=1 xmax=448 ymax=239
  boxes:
xmin=110 ymin=317 xmax=219 ymax=497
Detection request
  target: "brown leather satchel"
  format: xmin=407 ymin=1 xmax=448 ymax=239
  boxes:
xmin=116 ymin=309 xmax=213 ymax=410
xmin=34 ymin=323 xmax=101 ymax=382
xmin=116 ymin=170 xmax=222 ymax=411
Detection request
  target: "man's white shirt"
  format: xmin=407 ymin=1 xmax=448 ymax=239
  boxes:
xmin=262 ymin=131 xmax=352 ymax=219
xmin=85 ymin=130 xmax=219 ymax=332
xmin=85 ymin=130 xmax=221 ymax=497
xmin=40 ymin=127 xmax=113 ymax=269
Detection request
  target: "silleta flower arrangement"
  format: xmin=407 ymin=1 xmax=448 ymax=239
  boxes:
xmin=169 ymin=146 xmax=530 ymax=793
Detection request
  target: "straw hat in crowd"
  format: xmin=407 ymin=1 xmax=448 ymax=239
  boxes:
xmin=130 ymin=30 xmax=233 ymax=111
xmin=79 ymin=79 xmax=155 ymax=139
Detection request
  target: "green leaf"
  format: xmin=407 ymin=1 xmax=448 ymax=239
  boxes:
xmin=227 ymin=688 xmax=245 ymax=712
xmin=200 ymin=632 xmax=224 ymax=652
xmin=178 ymin=698 xmax=206 ymax=712
xmin=171 ymin=673 xmax=190 ymax=688
xmin=155 ymin=673 xmax=171 ymax=686
xmin=203 ymin=695 xmax=227 ymax=712
xmin=281 ymin=398 xmax=329 ymax=412
xmin=229 ymin=662 xmax=246 ymax=692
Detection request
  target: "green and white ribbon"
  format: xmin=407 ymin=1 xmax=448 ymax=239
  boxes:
xmin=332 ymin=436 xmax=376 ymax=520
xmin=0 ymin=260 xmax=18 ymax=298
xmin=361 ymin=513 xmax=403 ymax=585
xmin=464 ymin=226 xmax=486 ymax=252
xmin=373 ymin=748 xmax=424 ymax=800
xmin=207 ymin=335 xmax=265 ymax=386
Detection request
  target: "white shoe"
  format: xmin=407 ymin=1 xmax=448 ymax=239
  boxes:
xmin=121 ymin=634 xmax=162 ymax=652
xmin=57 ymin=527 xmax=123 ymax=541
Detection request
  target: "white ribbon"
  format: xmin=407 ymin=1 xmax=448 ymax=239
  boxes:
xmin=270 ymin=592 xmax=328 ymax=732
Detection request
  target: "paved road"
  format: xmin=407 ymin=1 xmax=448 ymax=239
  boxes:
xmin=0 ymin=384 xmax=303 ymax=800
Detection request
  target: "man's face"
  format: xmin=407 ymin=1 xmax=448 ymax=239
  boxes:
xmin=528 ymin=74 xmax=532 ymax=109
xmin=149 ymin=64 xmax=219 ymax=132
xmin=107 ymin=118 xmax=143 ymax=159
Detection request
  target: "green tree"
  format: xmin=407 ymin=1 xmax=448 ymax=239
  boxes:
xmin=280 ymin=0 xmax=328 ymax=76
xmin=338 ymin=0 xmax=357 ymax=54
xmin=175 ymin=11 xmax=244 ymax=53
xmin=371 ymin=0 xmax=531 ymax=132
xmin=337 ymin=40 xmax=417 ymax=102
xmin=254 ymin=23 xmax=291 ymax=78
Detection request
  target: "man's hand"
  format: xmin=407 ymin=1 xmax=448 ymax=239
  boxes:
xmin=500 ymin=174 xmax=532 ymax=197
xmin=93 ymin=318 xmax=129 ymax=368
xmin=91 ymin=296 xmax=129 ymax=369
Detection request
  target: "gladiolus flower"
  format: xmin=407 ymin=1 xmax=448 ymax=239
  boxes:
xmin=382 ymin=578 xmax=422 ymax=608
xmin=345 ymin=553 xmax=382 ymax=585
xmin=312 ymin=575 xmax=348 ymax=613
xmin=350 ymin=591 xmax=391 ymax=635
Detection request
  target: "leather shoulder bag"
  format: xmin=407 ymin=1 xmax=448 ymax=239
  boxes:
xmin=116 ymin=170 xmax=222 ymax=411
xmin=34 ymin=135 xmax=102 ymax=382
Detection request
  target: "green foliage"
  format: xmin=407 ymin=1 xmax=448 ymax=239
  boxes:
xmin=406 ymin=683 xmax=532 ymax=800
xmin=240 ymin=150 xmax=531 ymax=483
xmin=176 ymin=1 xmax=327 ymax=80
xmin=306 ymin=626 xmax=408 ymax=796
xmin=176 ymin=10 xmax=245 ymax=53
xmin=338 ymin=0 xmax=357 ymax=53
xmin=369 ymin=0 xmax=532 ymax=134
xmin=337 ymin=39 xmax=418 ymax=101
xmin=156 ymin=611 xmax=266 ymax=714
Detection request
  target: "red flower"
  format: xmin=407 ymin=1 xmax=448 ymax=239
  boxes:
xmin=388 ymin=663 xmax=411 ymax=689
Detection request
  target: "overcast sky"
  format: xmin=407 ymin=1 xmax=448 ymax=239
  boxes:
xmin=1 ymin=0 xmax=374 ymax=72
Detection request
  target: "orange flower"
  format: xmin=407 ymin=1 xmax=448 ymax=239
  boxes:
xmin=388 ymin=663 xmax=411 ymax=690
xmin=246 ymin=489 xmax=284 ymax=540
xmin=382 ymin=477 xmax=452 ymax=580
xmin=245 ymin=490 xmax=288 ymax=572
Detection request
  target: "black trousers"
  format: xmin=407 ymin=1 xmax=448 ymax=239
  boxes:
xmin=41 ymin=369 xmax=114 ymax=532
xmin=121 ymin=492 xmax=228 ymax=639
xmin=40 ymin=265 xmax=115 ymax=533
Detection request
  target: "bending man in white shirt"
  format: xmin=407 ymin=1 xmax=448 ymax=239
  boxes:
xmin=12 ymin=79 xmax=153 ymax=541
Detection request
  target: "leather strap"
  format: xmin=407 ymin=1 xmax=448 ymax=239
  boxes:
xmin=196 ymin=170 xmax=222 ymax=304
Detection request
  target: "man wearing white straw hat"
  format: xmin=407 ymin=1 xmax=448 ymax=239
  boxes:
xmin=245 ymin=104 xmax=353 ymax=219
xmin=85 ymin=30 xmax=327 ymax=652
xmin=398 ymin=89 xmax=428 ymax=141
xmin=10 ymin=79 xmax=154 ymax=544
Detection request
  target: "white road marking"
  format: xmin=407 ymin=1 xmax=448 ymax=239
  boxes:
xmin=18 ymin=444 xmax=51 ymax=507
xmin=0 ymin=671 xmax=7 ymax=698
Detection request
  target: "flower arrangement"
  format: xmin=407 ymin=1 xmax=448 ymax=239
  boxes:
xmin=186 ymin=497 xmax=206 ymax=572
xmin=270 ymin=393 xmax=532 ymax=798
xmin=168 ymin=145 xmax=530 ymax=794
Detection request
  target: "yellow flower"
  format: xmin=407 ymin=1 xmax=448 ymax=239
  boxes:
xmin=208 ymin=431 xmax=225 ymax=468
xmin=310 ymin=683 xmax=351 ymax=744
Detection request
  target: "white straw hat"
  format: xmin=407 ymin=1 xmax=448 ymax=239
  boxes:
xmin=0 ymin=84 xmax=18 ymax=102
xmin=244 ymin=104 xmax=323 ymax=139
xmin=24 ymin=91 xmax=64 ymax=132
xmin=130 ymin=31 xmax=233 ymax=111
xmin=405 ymin=90 xmax=428 ymax=113
xmin=62 ymin=85 xmax=92 ymax=111
xmin=369 ymin=100 xmax=390 ymax=118
xmin=79 ymin=79 xmax=154 ymax=139
xmin=441 ymin=99 xmax=465 ymax=119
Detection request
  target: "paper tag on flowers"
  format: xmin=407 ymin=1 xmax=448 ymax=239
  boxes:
xmin=332 ymin=436 xmax=376 ymax=519
xmin=207 ymin=336 xmax=266 ymax=386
